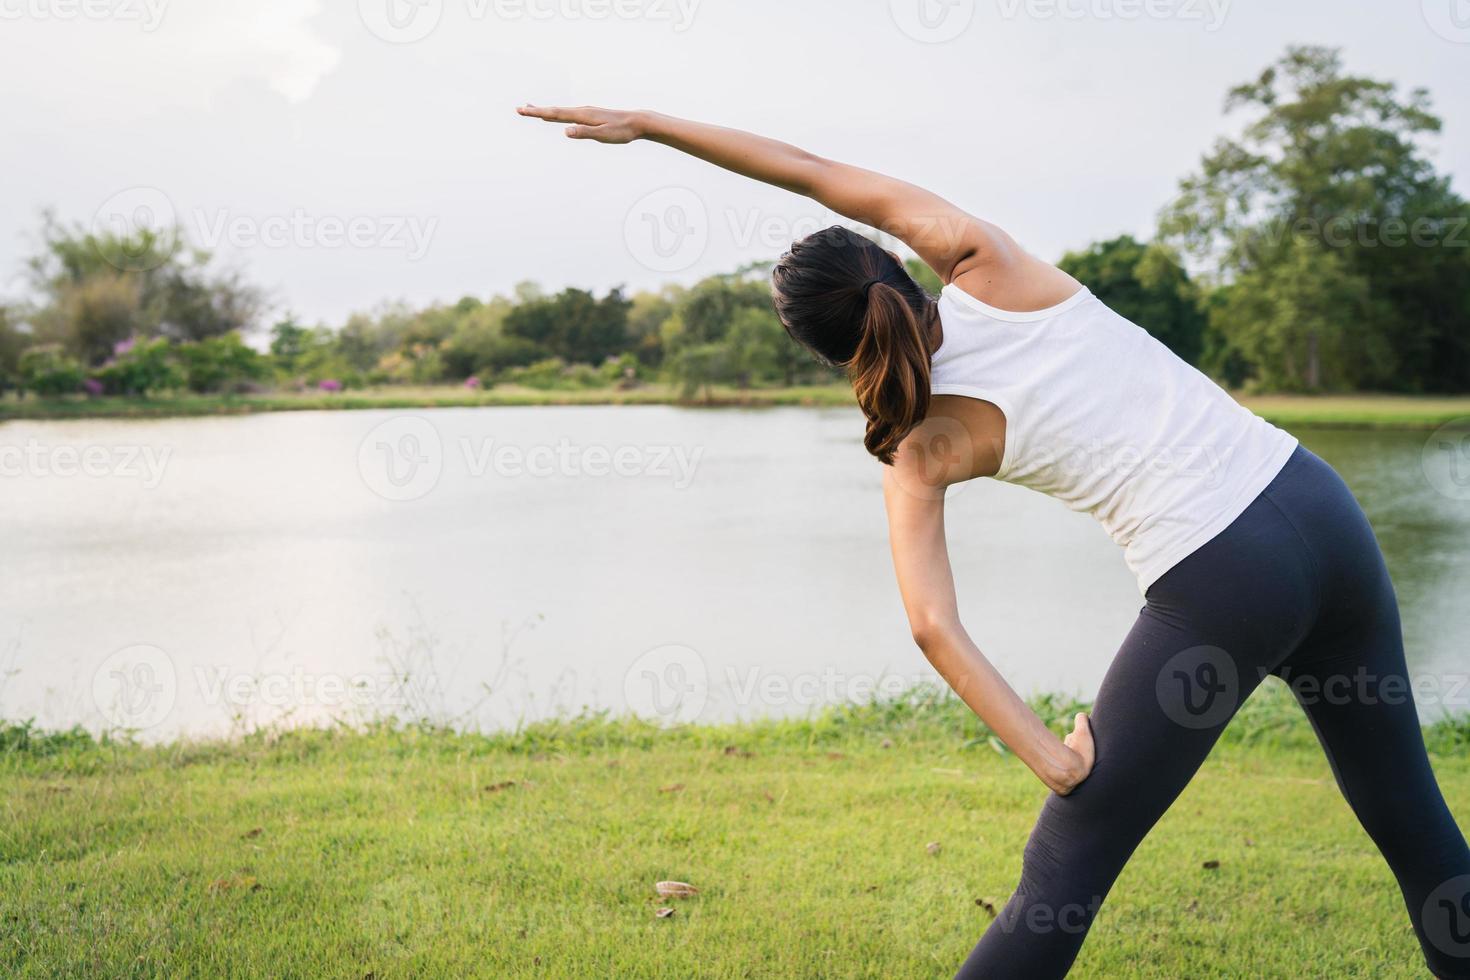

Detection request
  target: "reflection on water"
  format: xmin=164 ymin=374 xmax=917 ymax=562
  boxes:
xmin=1 ymin=408 xmax=1466 ymax=738
xmin=1302 ymin=428 xmax=1470 ymax=705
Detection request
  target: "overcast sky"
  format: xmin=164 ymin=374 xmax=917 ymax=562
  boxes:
xmin=2 ymin=0 xmax=1467 ymax=326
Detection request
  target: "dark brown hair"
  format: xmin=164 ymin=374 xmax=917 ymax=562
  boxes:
xmin=771 ymin=226 xmax=937 ymax=464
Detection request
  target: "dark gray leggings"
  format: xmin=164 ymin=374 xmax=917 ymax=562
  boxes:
xmin=956 ymin=446 xmax=1470 ymax=978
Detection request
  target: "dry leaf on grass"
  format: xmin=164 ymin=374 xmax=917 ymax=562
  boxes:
xmin=654 ymin=907 xmax=676 ymax=918
xmin=485 ymin=781 xmax=517 ymax=793
xmin=241 ymin=827 xmax=263 ymax=839
xmin=659 ymin=783 xmax=685 ymax=794
xmin=208 ymin=875 xmax=260 ymax=893
xmin=926 ymin=842 xmax=942 ymax=856
xmin=655 ymin=881 xmax=699 ymax=898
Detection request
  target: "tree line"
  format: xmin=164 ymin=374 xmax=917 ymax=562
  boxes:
xmin=1 ymin=46 xmax=1466 ymax=400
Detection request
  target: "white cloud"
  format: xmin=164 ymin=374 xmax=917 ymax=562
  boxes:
xmin=0 ymin=0 xmax=341 ymax=107
xmin=168 ymin=0 xmax=342 ymax=103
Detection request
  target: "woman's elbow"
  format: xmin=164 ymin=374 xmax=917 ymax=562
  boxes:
xmin=909 ymin=610 xmax=961 ymax=652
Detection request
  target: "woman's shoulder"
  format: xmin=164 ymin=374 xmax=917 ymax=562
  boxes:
xmin=944 ymin=254 xmax=1084 ymax=317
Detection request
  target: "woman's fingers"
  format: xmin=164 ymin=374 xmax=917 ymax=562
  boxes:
xmin=518 ymin=104 xmax=600 ymax=124
xmin=1070 ymin=712 xmax=1096 ymax=768
xmin=518 ymin=104 xmax=641 ymax=144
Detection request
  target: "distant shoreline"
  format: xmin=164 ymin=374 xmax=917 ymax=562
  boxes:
xmin=2 ymin=385 xmax=1469 ymax=429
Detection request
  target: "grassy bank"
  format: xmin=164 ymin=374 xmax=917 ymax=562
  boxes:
xmin=0 ymin=384 xmax=855 ymax=420
xmin=2 ymin=385 xmax=1469 ymax=430
xmin=3 ymin=684 xmax=1467 ymax=978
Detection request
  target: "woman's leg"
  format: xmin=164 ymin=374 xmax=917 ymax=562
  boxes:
xmin=1279 ymin=638 xmax=1470 ymax=979
xmin=1273 ymin=513 xmax=1470 ymax=978
xmin=956 ymin=489 xmax=1317 ymax=979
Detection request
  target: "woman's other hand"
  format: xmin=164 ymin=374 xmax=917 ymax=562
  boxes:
xmin=1051 ymin=712 xmax=1096 ymax=796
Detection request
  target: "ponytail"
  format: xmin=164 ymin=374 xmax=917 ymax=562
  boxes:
xmin=771 ymin=226 xmax=937 ymax=464
xmin=848 ymin=281 xmax=932 ymax=465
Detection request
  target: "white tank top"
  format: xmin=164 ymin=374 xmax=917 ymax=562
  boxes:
xmin=931 ymin=283 xmax=1299 ymax=594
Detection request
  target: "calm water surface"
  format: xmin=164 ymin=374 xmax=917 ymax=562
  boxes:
xmin=1 ymin=407 xmax=1466 ymax=738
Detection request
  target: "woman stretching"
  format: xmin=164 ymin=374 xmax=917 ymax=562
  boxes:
xmin=519 ymin=104 xmax=1470 ymax=978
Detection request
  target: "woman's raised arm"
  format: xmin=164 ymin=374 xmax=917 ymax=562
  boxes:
xmin=516 ymin=104 xmax=1008 ymax=284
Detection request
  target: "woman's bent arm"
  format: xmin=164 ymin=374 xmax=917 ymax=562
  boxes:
xmin=883 ymin=445 xmax=1094 ymax=796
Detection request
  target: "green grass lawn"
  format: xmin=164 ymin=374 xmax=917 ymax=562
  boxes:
xmin=3 ymin=385 xmax=1470 ymax=430
xmin=3 ymin=684 xmax=1467 ymax=978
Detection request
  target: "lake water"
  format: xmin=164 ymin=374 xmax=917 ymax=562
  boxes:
xmin=2 ymin=406 xmax=1467 ymax=739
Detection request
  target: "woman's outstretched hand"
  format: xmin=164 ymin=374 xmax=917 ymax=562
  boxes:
xmin=517 ymin=104 xmax=646 ymax=144
xmin=1052 ymin=712 xmax=1096 ymax=796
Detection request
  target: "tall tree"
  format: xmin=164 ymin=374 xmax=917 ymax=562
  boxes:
xmin=503 ymin=287 xmax=631 ymax=365
xmin=0 ymin=305 xmax=27 ymax=388
xmin=1159 ymin=45 xmax=1470 ymax=392
xmin=26 ymin=213 xmax=263 ymax=362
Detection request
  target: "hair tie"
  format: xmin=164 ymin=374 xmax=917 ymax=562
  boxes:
xmin=862 ymin=278 xmax=883 ymax=297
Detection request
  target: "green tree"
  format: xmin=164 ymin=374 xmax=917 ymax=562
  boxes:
xmin=503 ymin=287 xmax=630 ymax=365
xmin=1209 ymin=242 xmax=1377 ymax=391
xmin=626 ymin=287 xmax=682 ymax=367
xmin=437 ymin=296 xmax=515 ymax=379
xmin=269 ymin=320 xmax=315 ymax=372
xmin=336 ymin=310 xmax=405 ymax=374
xmin=724 ymin=307 xmax=785 ymax=387
xmin=1159 ymin=45 xmax=1470 ymax=391
xmin=27 ymin=214 xmax=263 ymax=360
xmin=1059 ymin=236 xmax=1205 ymax=365
xmin=37 ymin=274 xmax=143 ymax=366
xmin=0 ymin=306 xmax=25 ymax=392
xmin=674 ymin=276 xmax=771 ymax=347
xmin=668 ymin=342 xmax=732 ymax=403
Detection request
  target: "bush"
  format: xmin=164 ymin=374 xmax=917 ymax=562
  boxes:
xmin=504 ymin=357 xmax=568 ymax=390
xmin=599 ymin=353 xmax=641 ymax=388
xmin=563 ymin=363 xmax=602 ymax=388
xmin=17 ymin=344 xmax=85 ymax=396
xmin=175 ymin=332 xmax=268 ymax=393
xmin=92 ymin=337 xmax=179 ymax=396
